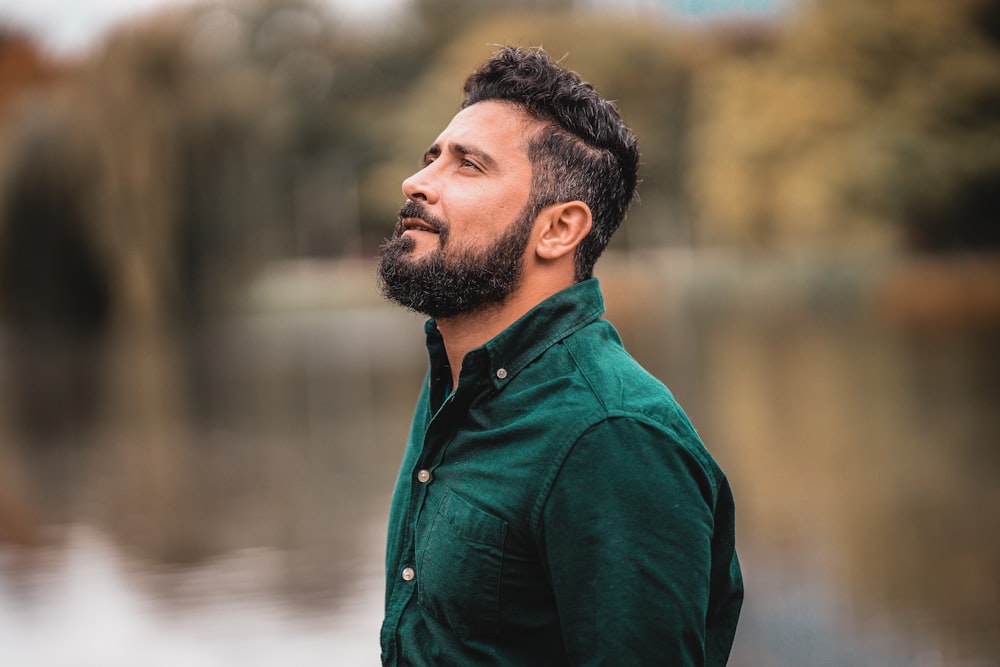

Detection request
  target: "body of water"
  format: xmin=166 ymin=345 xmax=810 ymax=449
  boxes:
xmin=1 ymin=252 xmax=997 ymax=666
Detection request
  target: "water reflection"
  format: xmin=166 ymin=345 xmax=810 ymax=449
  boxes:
xmin=0 ymin=524 xmax=385 ymax=666
xmin=605 ymin=251 xmax=1000 ymax=666
xmin=0 ymin=262 xmax=422 ymax=665
xmin=0 ymin=254 xmax=998 ymax=666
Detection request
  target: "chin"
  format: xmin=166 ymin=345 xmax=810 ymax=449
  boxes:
xmin=379 ymin=234 xmax=416 ymax=256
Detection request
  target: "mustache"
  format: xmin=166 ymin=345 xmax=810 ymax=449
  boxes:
xmin=395 ymin=201 xmax=447 ymax=236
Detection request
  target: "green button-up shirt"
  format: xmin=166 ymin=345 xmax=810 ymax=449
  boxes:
xmin=380 ymin=279 xmax=743 ymax=666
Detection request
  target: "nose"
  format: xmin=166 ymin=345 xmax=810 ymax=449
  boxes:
xmin=402 ymin=165 xmax=437 ymax=204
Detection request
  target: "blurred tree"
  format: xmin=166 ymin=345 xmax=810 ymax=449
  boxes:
xmin=0 ymin=33 xmax=97 ymax=442
xmin=0 ymin=30 xmax=66 ymax=124
xmin=687 ymin=0 xmax=1000 ymax=250
xmin=0 ymin=0 xmax=354 ymax=448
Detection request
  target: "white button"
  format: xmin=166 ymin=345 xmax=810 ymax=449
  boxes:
xmin=417 ymin=469 xmax=431 ymax=483
xmin=401 ymin=567 xmax=415 ymax=581
xmin=496 ymin=368 xmax=508 ymax=379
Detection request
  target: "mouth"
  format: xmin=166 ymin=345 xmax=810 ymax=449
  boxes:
xmin=400 ymin=217 xmax=440 ymax=234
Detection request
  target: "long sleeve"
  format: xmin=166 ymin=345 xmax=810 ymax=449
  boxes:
xmin=538 ymin=416 xmax=740 ymax=666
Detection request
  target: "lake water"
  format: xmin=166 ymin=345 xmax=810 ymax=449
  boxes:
xmin=1 ymin=252 xmax=997 ymax=666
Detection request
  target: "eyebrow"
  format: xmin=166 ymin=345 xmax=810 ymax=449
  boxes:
xmin=423 ymin=141 xmax=501 ymax=172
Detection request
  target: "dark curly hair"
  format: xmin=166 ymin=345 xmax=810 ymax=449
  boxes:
xmin=462 ymin=46 xmax=640 ymax=282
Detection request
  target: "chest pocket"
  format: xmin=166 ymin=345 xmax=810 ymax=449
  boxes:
xmin=416 ymin=487 xmax=508 ymax=637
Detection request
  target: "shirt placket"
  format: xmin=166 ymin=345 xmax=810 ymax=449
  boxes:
xmin=385 ymin=382 xmax=467 ymax=661
xmin=407 ymin=380 xmax=467 ymax=549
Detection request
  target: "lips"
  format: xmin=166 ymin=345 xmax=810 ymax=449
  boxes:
xmin=396 ymin=201 xmax=445 ymax=238
xmin=400 ymin=217 xmax=440 ymax=234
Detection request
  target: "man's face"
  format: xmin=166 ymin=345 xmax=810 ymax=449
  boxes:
xmin=377 ymin=101 xmax=539 ymax=319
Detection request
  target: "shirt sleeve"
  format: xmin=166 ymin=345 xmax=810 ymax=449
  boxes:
xmin=537 ymin=415 xmax=720 ymax=666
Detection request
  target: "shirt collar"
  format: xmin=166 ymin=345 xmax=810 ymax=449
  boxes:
xmin=424 ymin=278 xmax=606 ymax=393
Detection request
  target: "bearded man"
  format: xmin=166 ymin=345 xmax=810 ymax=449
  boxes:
xmin=377 ymin=46 xmax=743 ymax=666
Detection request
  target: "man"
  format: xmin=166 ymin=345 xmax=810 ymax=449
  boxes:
xmin=377 ymin=46 xmax=743 ymax=666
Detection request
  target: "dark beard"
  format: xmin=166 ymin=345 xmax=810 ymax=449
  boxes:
xmin=377 ymin=205 xmax=535 ymax=319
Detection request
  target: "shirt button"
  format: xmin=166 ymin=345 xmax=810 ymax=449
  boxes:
xmin=496 ymin=368 xmax=508 ymax=379
xmin=417 ymin=469 xmax=431 ymax=483
xmin=401 ymin=567 xmax=415 ymax=582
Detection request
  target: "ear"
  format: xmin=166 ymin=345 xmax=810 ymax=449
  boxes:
xmin=535 ymin=201 xmax=592 ymax=261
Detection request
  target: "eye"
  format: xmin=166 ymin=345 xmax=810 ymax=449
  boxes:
xmin=461 ymin=157 xmax=482 ymax=171
xmin=420 ymin=149 xmax=439 ymax=168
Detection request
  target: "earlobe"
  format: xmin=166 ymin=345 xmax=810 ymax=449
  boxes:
xmin=535 ymin=202 xmax=592 ymax=261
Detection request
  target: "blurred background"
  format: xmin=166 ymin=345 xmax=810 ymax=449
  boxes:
xmin=0 ymin=0 xmax=998 ymax=664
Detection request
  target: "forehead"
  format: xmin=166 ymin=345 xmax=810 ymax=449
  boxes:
xmin=432 ymin=101 xmax=539 ymax=157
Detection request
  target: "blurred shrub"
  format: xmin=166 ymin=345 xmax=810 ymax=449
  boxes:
xmin=687 ymin=0 xmax=1000 ymax=249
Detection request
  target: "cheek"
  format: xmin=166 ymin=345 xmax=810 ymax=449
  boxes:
xmin=466 ymin=193 xmax=529 ymax=235
xmin=442 ymin=176 xmax=531 ymax=242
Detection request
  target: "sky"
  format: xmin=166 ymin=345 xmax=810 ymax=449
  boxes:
xmin=1 ymin=0 xmax=197 ymax=54
xmin=0 ymin=0 xmax=782 ymax=56
xmin=0 ymin=0 xmax=406 ymax=54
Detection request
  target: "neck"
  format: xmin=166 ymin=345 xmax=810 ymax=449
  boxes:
xmin=436 ymin=270 xmax=574 ymax=388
